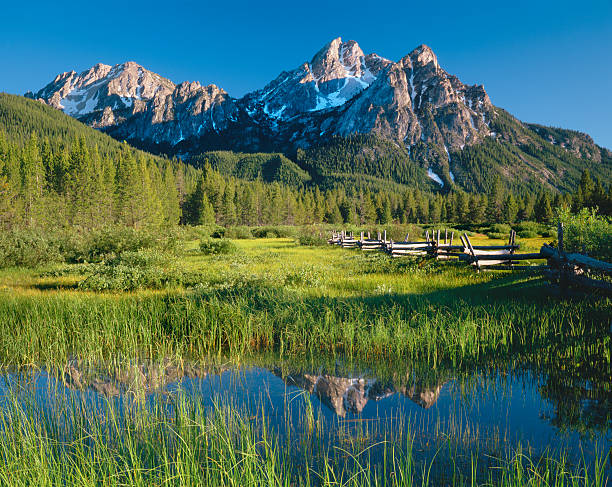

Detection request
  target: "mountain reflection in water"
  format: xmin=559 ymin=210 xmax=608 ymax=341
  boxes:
xmin=280 ymin=372 xmax=444 ymax=416
xmin=1 ymin=356 xmax=609 ymax=462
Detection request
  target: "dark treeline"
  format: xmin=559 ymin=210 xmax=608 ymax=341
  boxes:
xmin=182 ymin=161 xmax=611 ymax=227
xmin=1 ymin=93 xmax=610 ymax=231
xmin=1 ymin=131 xmax=611 ymax=232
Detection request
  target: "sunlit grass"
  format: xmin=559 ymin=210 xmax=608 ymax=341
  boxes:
xmin=0 ymin=237 xmax=607 ymax=367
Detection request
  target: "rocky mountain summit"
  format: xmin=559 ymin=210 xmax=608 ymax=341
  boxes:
xmin=26 ymin=38 xmax=494 ymax=154
xmin=27 ymin=37 xmax=611 ymax=192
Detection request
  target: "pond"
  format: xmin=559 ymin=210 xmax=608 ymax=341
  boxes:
xmin=0 ymin=356 xmax=609 ymax=484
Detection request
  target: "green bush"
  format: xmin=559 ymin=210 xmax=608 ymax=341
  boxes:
xmin=57 ymin=227 xmax=177 ymax=263
xmin=223 ymin=226 xmax=253 ymax=239
xmin=77 ymin=249 xmax=208 ymax=291
xmin=297 ymin=234 xmax=326 ymax=246
xmin=486 ymin=232 xmax=508 ymax=240
xmin=295 ymin=227 xmax=326 ymax=246
xmin=558 ymin=208 xmax=612 ymax=261
xmin=517 ymin=230 xmax=539 ymax=239
xmin=515 ymin=221 xmax=540 ymax=233
xmin=0 ymin=230 xmax=62 ymax=268
xmin=490 ymin=223 xmax=511 ymax=234
xmin=199 ymin=238 xmax=238 ymax=255
xmin=251 ymin=226 xmax=297 ymax=239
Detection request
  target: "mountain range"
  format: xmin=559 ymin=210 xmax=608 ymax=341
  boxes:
xmin=25 ymin=37 xmax=612 ymax=193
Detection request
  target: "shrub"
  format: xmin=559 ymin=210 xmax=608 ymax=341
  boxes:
xmin=223 ymin=226 xmax=253 ymax=239
xmin=57 ymin=227 xmax=174 ymax=263
xmin=490 ymin=223 xmax=511 ymax=234
xmin=0 ymin=230 xmax=62 ymax=268
xmin=486 ymin=232 xmax=508 ymax=240
xmin=77 ymin=249 xmax=207 ymax=291
xmin=295 ymin=228 xmax=326 ymax=246
xmin=517 ymin=230 xmax=539 ymax=239
xmin=297 ymin=234 xmax=326 ymax=246
xmin=199 ymin=238 xmax=238 ymax=255
xmin=557 ymin=208 xmax=612 ymax=261
xmin=251 ymin=226 xmax=297 ymax=239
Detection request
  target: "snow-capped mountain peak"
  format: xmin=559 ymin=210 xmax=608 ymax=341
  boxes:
xmin=27 ymin=61 xmax=176 ymax=117
xmin=245 ymin=37 xmax=392 ymax=120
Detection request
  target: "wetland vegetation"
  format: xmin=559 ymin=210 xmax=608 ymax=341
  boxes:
xmin=0 ymin=225 xmax=609 ymax=485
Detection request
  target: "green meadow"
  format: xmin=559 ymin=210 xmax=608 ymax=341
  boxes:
xmin=0 ymin=230 xmax=609 ymax=486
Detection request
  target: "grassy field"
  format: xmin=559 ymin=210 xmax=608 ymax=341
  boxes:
xmin=0 ymin=233 xmax=609 ymax=485
xmin=0 ymin=235 xmax=607 ymax=365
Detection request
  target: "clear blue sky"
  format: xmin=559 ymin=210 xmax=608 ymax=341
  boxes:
xmin=1 ymin=0 xmax=611 ymax=148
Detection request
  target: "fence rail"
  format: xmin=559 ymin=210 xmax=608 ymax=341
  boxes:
xmin=328 ymin=224 xmax=611 ymax=296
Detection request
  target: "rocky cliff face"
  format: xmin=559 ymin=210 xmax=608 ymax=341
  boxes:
xmin=26 ymin=38 xmax=495 ymax=157
xmin=27 ymin=61 xmax=236 ymax=146
xmin=28 ymin=37 xmax=608 ymax=192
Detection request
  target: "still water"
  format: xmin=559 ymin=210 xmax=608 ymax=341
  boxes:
xmin=1 ymin=357 xmax=610 ymax=480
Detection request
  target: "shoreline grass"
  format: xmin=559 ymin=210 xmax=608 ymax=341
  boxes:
xmin=0 ymin=377 xmax=608 ymax=487
xmin=0 ymin=236 xmax=609 ymax=485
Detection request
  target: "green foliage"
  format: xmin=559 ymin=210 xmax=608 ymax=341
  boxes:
xmin=191 ymin=151 xmax=311 ymax=186
xmin=251 ymin=226 xmax=298 ymax=238
xmin=58 ymin=227 xmax=170 ymax=263
xmin=295 ymin=228 xmax=327 ymax=246
xmin=558 ymin=208 xmax=612 ymax=261
xmin=77 ymin=250 xmax=204 ymax=292
xmin=0 ymin=229 xmax=62 ymax=268
xmin=490 ymin=223 xmax=512 ymax=234
xmin=517 ymin=230 xmax=539 ymax=239
xmin=199 ymin=238 xmax=238 ymax=255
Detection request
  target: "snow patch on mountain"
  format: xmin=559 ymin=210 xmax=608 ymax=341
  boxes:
xmin=428 ymin=168 xmax=444 ymax=187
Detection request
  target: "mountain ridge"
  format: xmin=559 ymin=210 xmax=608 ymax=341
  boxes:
xmin=25 ymin=37 xmax=612 ymax=193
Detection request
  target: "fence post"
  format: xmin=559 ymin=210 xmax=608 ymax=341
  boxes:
xmin=558 ymin=222 xmax=567 ymax=296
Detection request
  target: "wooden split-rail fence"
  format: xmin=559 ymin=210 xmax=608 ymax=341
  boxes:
xmin=328 ymin=224 xmax=612 ymax=296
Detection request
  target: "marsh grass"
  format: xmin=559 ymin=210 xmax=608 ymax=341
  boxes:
xmin=0 ymin=238 xmax=608 ymax=367
xmin=0 ymin=234 xmax=609 ymax=485
xmin=0 ymin=369 xmax=607 ymax=487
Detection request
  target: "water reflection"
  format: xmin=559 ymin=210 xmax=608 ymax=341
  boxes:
xmin=0 ymin=357 xmax=609 ymax=472
xmin=278 ymin=370 xmax=444 ymax=416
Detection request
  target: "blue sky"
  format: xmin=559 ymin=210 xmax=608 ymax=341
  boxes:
xmin=1 ymin=0 xmax=611 ymax=148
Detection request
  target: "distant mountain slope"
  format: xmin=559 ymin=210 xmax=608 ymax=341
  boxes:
xmin=26 ymin=38 xmax=612 ymax=193
xmin=0 ymin=92 xmax=138 ymax=154
xmin=191 ymin=151 xmax=311 ymax=186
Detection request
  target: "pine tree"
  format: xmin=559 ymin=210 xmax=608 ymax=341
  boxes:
xmin=378 ymin=198 xmax=393 ymax=224
xmin=485 ymin=176 xmax=503 ymax=223
xmin=534 ymin=192 xmax=554 ymax=223
xmin=160 ymin=165 xmax=181 ymax=227
xmin=20 ymin=134 xmax=45 ymax=227
xmin=199 ymin=193 xmax=216 ymax=225
xmin=502 ymin=194 xmax=518 ymax=223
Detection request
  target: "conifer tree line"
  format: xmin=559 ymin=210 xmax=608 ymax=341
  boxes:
xmin=181 ymin=162 xmax=612 ymax=227
xmin=1 ymin=131 xmax=610 ymax=232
